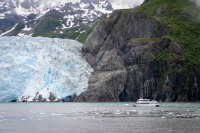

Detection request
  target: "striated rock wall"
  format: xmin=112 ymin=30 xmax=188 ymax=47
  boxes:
xmin=75 ymin=9 xmax=200 ymax=102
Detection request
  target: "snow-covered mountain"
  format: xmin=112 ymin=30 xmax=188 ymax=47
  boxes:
xmin=0 ymin=0 xmax=113 ymax=37
xmin=0 ymin=37 xmax=93 ymax=102
xmin=0 ymin=0 xmax=143 ymax=40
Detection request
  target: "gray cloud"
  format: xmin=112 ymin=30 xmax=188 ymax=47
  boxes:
xmin=190 ymin=0 xmax=200 ymax=6
xmin=109 ymin=0 xmax=144 ymax=5
xmin=189 ymin=0 xmax=200 ymax=21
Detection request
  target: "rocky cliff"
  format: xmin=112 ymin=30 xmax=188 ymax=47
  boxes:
xmin=75 ymin=0 xmax=200 ymax=102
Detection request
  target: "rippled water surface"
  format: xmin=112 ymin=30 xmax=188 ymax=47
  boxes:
xmin=0 ymin=102 xmax=200 ymax=133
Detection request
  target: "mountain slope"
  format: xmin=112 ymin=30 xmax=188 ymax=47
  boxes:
xmin=138 ymin=0 xmax=200 ymax=70
xmin=0 ymin=0 xmax=114 ymax=43
xmin=75 ymin=0 xmax=200 ymax=102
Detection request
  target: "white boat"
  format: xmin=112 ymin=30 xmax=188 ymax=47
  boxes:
xmin=133 ymin=98 xmax=159 ymax=107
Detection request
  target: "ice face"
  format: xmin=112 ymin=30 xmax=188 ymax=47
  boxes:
xmin=0 ymin=37 xmax=93 ymax=102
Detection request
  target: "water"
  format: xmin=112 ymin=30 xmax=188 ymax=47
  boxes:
xmin=0 ymin=102 xmax=200 ymax=133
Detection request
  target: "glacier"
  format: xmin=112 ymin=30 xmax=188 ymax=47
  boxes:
xmin=0 ymin=37 xmax=93 ymax=102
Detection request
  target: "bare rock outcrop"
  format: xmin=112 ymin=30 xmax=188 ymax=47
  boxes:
xmin=76 ymin=9 xmax=200 ymax=102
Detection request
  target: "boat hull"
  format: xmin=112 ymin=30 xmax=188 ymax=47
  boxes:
xmin=133 ymin=103 xmax=159 ymax=107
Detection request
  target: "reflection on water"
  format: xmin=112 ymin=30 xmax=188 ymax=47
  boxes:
xmin=0 ymin=102 xmax=200 ymax=133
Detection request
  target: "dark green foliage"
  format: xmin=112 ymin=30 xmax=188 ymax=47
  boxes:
xmin=9 ymin=23 xmax=25 ymax=36
xmin=42 ymin=27 xmax=80 ymax=40
xmin=77 ymin=23 xmax=97 ymax=43
xmin=137 ymin=0 xmax=200 ymax=70
xmin=32 ymin=20 xmax=96 ymax=44
xmin=58 ymin=24 xmax=96 ymax=43
xmin=32 ymin=17 xmax=62 ymax=37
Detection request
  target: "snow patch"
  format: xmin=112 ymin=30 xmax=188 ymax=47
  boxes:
xmin=80 ymin=30 xmax=86 ymax=34
xmin=22 ymin=25 xmax=32 ymax=31
xmin=0 ymin=23 xmax=18 ymax=36
xmin=0 ymin=14 xmax=5 ymax=19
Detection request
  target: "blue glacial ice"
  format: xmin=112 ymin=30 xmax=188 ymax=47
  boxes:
xmin=0 ymin=37 xmax=93 ymax=102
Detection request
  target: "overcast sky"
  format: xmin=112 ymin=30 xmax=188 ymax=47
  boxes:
xmin=191 ymin=0 xmax=200 ymax=6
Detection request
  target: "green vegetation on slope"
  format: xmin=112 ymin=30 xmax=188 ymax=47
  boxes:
xmin=32 ymin=17 xmax=96 ymax=44
xmin=76 ymin=22 xmax=97 ymax=43
xmin=32 ymin=17 xmax=62 ymax=37
xmin=137 ymin=0 xmax=200 ymax=70
xmin=9 ymin=23 xmax=25 ymax=36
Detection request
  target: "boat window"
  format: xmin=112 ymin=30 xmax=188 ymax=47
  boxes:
xmin=138 ymin=99 xmax=149 ymax=101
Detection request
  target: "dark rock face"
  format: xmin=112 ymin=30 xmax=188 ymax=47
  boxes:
xmin=62 ymin=94 xmax=77 ymax=102
xmin=0 ymin=14 xmax=21 ymax=32
xmin=96 ymin=49 xmax=125 ymax=71
xmin=75 ymin=70 xmax=127 ymax=102
xmin=77 ymin=10 xmax=200 ymax=102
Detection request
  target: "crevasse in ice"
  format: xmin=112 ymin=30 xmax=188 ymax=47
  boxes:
xmin=0 ymin=37 xmax=93 ymax=102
